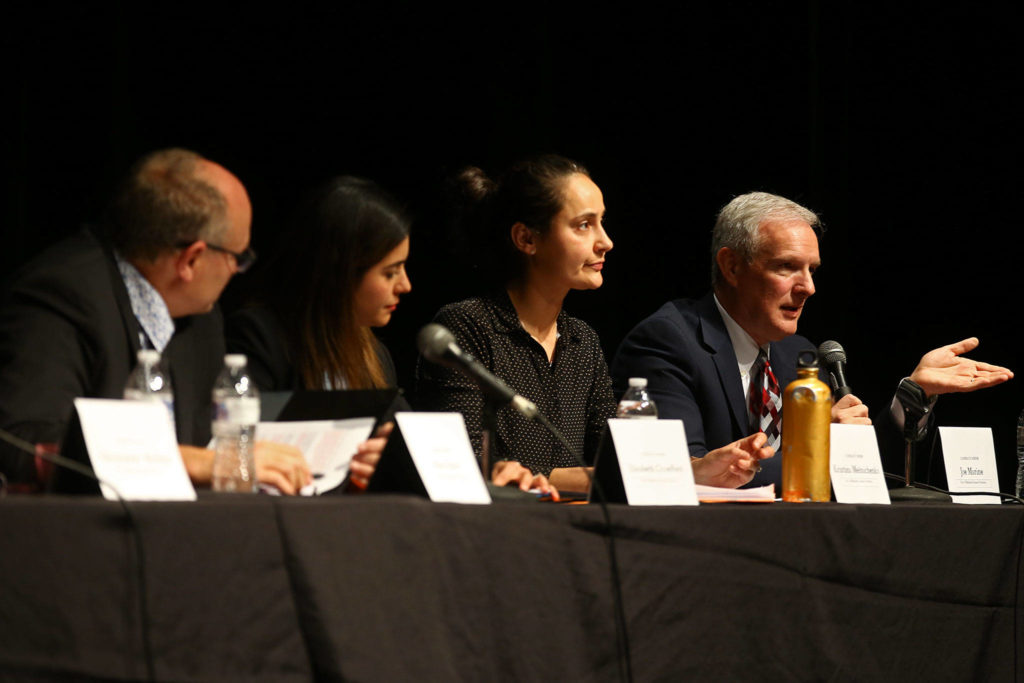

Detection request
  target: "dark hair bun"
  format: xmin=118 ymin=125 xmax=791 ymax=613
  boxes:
xmin=444 ymin=155 xmax=588 ymax=288
xmin=452 ymin=166 xmax=495 ymax=205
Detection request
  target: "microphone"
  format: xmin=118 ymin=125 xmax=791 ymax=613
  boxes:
xmin=418 ymin=324 xmax=538 ymax=418
xmin=818 ymin=340 xmax=852 ymax=399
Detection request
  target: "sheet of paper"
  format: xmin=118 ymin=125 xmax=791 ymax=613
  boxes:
xmin=695 ymin=484 xmax=774 ymax=503
xmin=829 ymin=424 xmax=891 ymax=504
xmin=940 ymin=426 xmax=1001 ymax=504
xmin=394 ymin=412 xmax=490 ymax=504
xmin=75 ymin=398 xmax=196 ymax=501
xmin=608 ymin=418 xmax=698 ymax=506
xmin=256 ymin=418 xmax=375 ymax=495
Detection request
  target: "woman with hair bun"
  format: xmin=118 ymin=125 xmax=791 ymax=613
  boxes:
xmin=417 ymin=156 xmax=772 ymax=493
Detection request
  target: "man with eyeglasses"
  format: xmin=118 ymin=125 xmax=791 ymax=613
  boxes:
xmin=0 ymin=148 xmax=310 ymax=493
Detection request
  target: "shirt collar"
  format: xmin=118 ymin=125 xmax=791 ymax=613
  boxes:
xmin=115 ymin=253 xmax=175 ymax=352
xmin=489 ymin=289 xmax=526 ymax=334
xmin=713 ymin=293 xmax=767 ymax=367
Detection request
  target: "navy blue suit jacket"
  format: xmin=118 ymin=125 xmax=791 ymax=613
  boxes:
xmin=611 ymin=293 xmax=816 ymax=489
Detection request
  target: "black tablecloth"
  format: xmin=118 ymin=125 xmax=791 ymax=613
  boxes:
xmin=1 ymin=496 xmax=1021 ymax=681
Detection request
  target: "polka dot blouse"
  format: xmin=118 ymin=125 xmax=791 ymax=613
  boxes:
xmin=415 ymin=291 xmax=616 ymax=476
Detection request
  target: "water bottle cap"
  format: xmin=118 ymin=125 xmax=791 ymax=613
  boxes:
xmin=224 ymin=354 xmax=248 ymax=368
xmin=136 ymin=349 xmax=160 ymax=364
xmin=628 ymin=377 xmax=648 ymax=388
xmin=797 ymin=349 xmax=819 ymax=369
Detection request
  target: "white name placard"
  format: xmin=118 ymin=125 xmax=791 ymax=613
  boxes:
xmin=75 ymin=398 xmax=196 ymax=501
xmin=607 ymin=418 xmax=698 ymax=506
xmin=940 ymin=426 xmax=1001 ymax=504
xmin=395 ymin=412 xmax=491 ymax=504
xmin=829 ymin=424 xmax=890 ymax=504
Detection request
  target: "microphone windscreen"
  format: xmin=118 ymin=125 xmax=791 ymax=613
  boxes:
xmin=818 ymin=340 xmax=847 ymax=365
xmin=417 ymin=323 xmax=456 ymax=361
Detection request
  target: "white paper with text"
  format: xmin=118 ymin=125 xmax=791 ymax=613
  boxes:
xmin=395 ymin=412 xmax=490 ymax=504
xmin=829 ymin=423 xmax=890 ymax=504
xmin=256 ymin=418 xmax=375 ymax=495
xmin=940 ymin=426 xmax=1001 ymax=504
xmin=75 ymin=398 xmax=196 ymax=501
xmin=608 ymin=418 xmax=698 ymax=506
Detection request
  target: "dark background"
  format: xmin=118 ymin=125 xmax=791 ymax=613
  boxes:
xmin=5 ymin=4 xmax=1021 ymax=488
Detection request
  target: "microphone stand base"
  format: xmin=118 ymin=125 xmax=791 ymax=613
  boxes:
xmin=888 ymin=485 xmax=951 ymax=503
xmin=486 ymin=482 xmax=542 ymax=503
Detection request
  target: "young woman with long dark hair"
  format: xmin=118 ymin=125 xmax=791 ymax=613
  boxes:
xmin=228 ymin=176 xmax=411 ymax=392
xmin=227 ymin=176 xmax=411 ymax=488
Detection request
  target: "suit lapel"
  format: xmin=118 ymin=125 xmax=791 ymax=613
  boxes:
xmin=697 ymin=294 xmax=749 ymax=436
xmin=768 ymin=339 xmax=801 ymax=392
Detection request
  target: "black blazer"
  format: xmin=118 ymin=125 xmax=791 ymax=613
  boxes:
xmin=225 ymin=305 xmax=398 ymax=391
xmin=0 ymin=228 xmax=223 ymax=484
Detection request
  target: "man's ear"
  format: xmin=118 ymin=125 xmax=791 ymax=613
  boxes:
xmin=174 ymin=241 xmax=206 ymax=282
xmin=716 ymin=247 xmax=742 ymax=287
xmin=509 ymin=222 xmax=537 ymax=255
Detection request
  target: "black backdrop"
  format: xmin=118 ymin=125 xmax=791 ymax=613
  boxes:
xmin=5 ymin=5 xmax=1021 ymax=486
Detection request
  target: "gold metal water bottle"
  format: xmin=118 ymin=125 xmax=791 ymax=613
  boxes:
xmin=781 ymin=350 xmax=832 ymax=502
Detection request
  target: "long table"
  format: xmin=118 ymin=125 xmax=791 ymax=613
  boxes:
xmin=1 ymin=495 xmax=1021 ymax=681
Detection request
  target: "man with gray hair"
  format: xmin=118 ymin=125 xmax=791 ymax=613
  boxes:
xmin=611 ymin=191 xmax=1012 ymax=489
xmin=0 ymin=149 xmax=310 ymax=492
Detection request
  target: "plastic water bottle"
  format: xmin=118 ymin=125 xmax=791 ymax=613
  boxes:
xmin=617 ymin=377 xmax=658 ymax=419
xmin=124 ymin=349 xmax=175 ymax=433
xmin=211 ymin=354 xmax=260 ymax=493
xmin=1016 ymin=409 xmax=1024 ymax=499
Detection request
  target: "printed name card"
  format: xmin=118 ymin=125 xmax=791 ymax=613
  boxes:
xmin=608 ymin=418 xmax=698 ymax=506
xmin=829 ymin=424 xmax=891 ymax=504
xmin=75 ymin=398 xmax=196 ymax=501
xmin=939 ymin=426 xmax=1001 ymax=504
xmin=395 ymin=412 xmax=491 ymax=504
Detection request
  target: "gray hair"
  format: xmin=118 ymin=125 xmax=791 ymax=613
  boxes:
xmin=106 ymin=148 xmax=227 ymax=261
xmin=710 ymin=191 xmax=820 ymax=288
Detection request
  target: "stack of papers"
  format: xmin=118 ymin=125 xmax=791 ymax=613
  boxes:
xmin=255 ymin=418 xmax=376 ymax=495
xmin=696 ymin=484 xmax=775 ymax=503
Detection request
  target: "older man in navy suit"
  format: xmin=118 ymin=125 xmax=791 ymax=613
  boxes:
xmin=612 ymin=192 xmax=1012 ymax=489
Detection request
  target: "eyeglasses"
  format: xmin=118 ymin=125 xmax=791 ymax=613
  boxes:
xmin=206 ymin=243 xmax=257 ymax=273
xmin=177 ymin=241 xmax=258 ymax=273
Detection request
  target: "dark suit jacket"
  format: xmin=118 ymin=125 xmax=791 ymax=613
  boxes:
xmin=611 ymin=293 xmax=816 ymax=489
xmin=225 ymin=305 xmax=397 ymax=391
xmin=0 ymin=228 xmax=224 ymax=485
